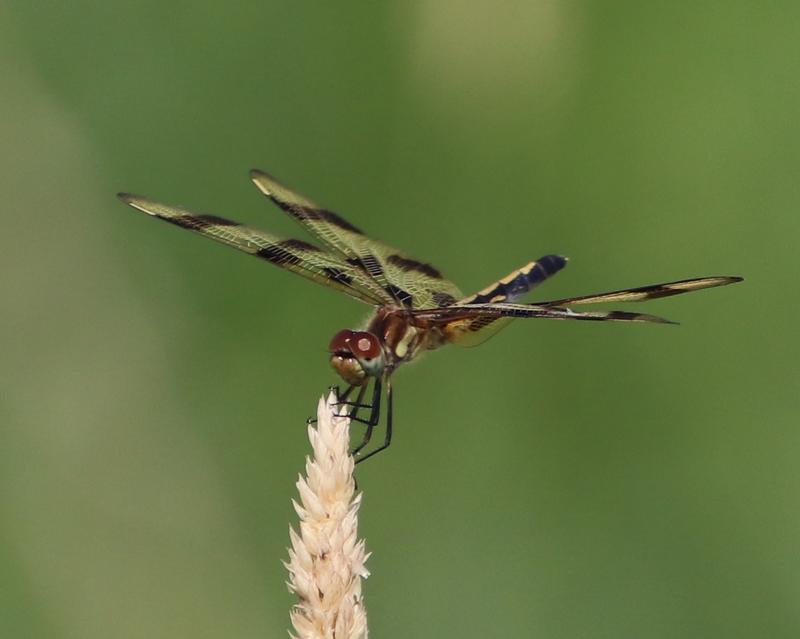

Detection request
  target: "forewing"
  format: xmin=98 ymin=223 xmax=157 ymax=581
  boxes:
xmin=249 ymin=169 xmax=362 ymax=258
xmin=250 ymin=169 xmax=463 ymax=309
xmin=534 ymin=276 xmax=742 ymax=307
xmin=378 ymin=251 xmax=465 ymax=310
xmin=118 ymin=193 xmax=391 ymax=305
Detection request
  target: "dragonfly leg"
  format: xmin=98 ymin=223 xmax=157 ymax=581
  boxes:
xmin=308 ymin=384 xmax=354 ymax=423
xmin=335 ymin=384 xmax=372 ymax=412
xmin=331 ymin=385 xmax=356 ymax=416
xmin=337 ymin=385 xmax=354 ymax=402
xmin=346 ymin=383 xmax=368 ymax=421
xmin=354 ymin=379 xmax=393 ymax=465
xmin=350 ymin=379 xmax=382 ymax=457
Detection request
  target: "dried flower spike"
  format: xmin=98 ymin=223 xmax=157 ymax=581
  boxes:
xmin=286 ymin=394 xmax=370 ymax=639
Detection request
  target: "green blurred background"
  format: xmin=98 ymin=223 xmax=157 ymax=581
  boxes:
xmin=2 ymin=2 xmax=798 ymax=637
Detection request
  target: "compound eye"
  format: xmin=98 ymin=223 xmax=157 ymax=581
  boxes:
xmin=351 ymin=331 xmax=381 ymax=359
xmin=328 ymin=329 xmax=355 ymax=353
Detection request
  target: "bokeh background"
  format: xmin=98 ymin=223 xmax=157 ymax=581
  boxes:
xmin=2 ymin=2 xmax=798 ymax=637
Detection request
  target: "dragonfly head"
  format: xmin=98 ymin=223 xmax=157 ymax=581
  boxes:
xmin=328 ymin=329 xmax=385 ymax=385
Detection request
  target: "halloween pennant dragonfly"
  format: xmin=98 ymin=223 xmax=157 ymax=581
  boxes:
xmin=119 ymin=170 xmax=742 ymax=463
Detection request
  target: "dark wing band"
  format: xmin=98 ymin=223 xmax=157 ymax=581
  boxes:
xmin=459 ymin=254 xmax=568 ymax=304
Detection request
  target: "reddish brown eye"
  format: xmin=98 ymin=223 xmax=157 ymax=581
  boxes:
xmin=351 ymin=331 xmax=381 ymax=359
xmin=329 ymin=329 xmax=355 ymax=353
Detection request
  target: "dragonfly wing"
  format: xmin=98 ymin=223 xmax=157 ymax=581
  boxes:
xmin=411 ymin=302 xmax=675 ymax=347
xmin=118 ymin=193 xmax=391 ymax=305
xmin=434 ymin=275 xmax=743 ymax=346
xmin=249 ymin=169 xmax=363 ymax=258
xmin=436 ymin=316 xmax=515 ymax=348
xmin=250 ymin=169 xmax=463 ymax=309
xmin=534 ymin=276 xmax=743 ymax=307
xmin=459 ymin=254 xmax=568 ymax=304
xmin=448 ymin=254 xmax=568 ymax=346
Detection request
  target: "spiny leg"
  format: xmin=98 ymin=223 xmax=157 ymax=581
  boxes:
xmin=354 ymin=379 xmax=393 ymax=465
xmin=334 ymin=383 xmax=372 ymax=413
xmin=346 ymin=383 xmax=368 ymax=421
xmin=334 ymin=384 xmax=354 ymax=403
xmin=350 ymin=378 xmax=382 ymax=457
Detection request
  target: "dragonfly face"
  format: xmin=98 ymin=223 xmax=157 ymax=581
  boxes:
xmin=328 ymin=329 xmax=385 ymax=386
xmin=119 ymin=169 xmax=742 ymax=464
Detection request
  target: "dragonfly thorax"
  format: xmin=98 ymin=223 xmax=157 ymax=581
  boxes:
xmin=328 ymin=329 xmax=386 ymax=386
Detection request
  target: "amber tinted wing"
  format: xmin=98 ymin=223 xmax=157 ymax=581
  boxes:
xmin=249 ymin=169 xmax=463 ymax=309
xmin=532 ymin=276 xmax=743 ymax=307
xmin=118 ymin=193 xmax=391 ymax=305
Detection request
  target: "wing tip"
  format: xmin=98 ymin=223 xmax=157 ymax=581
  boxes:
xmin=249 ymin=168 xmax=274 ymax=192
xmin=117 ymin=192 xmax=157 ymax=215
xmin=117 ymin=193 xmax=152 ymax=215
xmin=704 ymin=275 xmax=743 ymax=287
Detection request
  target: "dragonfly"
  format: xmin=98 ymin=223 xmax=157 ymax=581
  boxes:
xmin=119 ymin=170 xmax=742 ymax=463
